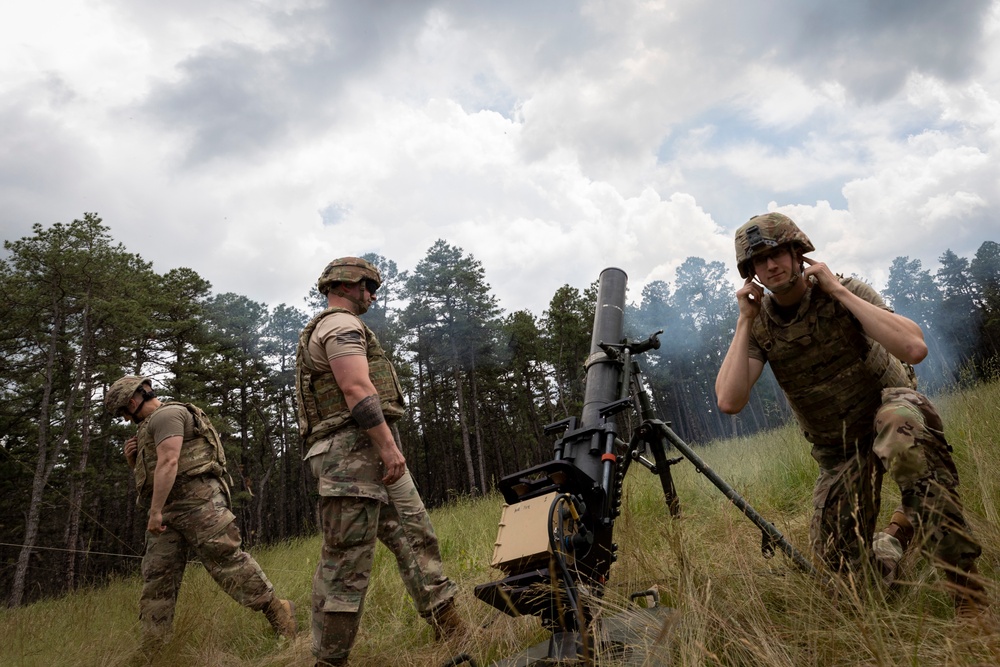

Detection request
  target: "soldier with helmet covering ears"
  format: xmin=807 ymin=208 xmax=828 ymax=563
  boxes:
xmin=297 ymin=257 xmax=465 ymax=666
xmin=715 ymin=212 xmax=989 ymax=620
xmin=104 ymin=375 xmax=297 ymax=659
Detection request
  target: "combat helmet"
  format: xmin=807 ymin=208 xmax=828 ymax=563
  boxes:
xmin=317 ymin=257 xmax=382 ymax=295
xmin=105 ymin=375 xmax=152 ymax=417
xmin=734 ymin=212 xmax=815 ymax=278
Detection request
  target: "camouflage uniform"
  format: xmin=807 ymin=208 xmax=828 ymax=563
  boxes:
xmin=297 ymin=307 xmax=459 ymax=665
xmin=749 ymin=278 xmax=982 ymax=579
xmin=134 ymin=403 xmax=278 ymax=647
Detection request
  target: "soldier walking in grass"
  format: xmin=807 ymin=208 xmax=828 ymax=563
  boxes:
xmin=715 ymin=212 xmax=989 ymax=619
xmin=105 ymin=376 xmax=298 ymax=656
xmin=296 ymin=256 xmax=466 ymax=667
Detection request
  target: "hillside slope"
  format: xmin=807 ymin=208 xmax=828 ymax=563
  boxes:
xmin=3 ymin=382 xmax=999 ymax=666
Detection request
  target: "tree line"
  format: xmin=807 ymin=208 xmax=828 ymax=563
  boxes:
xmin=2 ymin=214 xmax=998 ymax=606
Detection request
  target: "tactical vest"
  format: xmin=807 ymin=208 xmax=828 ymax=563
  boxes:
xmin=752 ymin=279 xmax=914 ymax=448
xmin=133 ymin=402 xmax=230 ymax=500
xmin=295 ymin=307 xmax=406 ymax=446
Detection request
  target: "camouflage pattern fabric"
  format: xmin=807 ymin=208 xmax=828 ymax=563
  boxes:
xmin=809 ymin=442 xmax=882 ymax=572
xmin=809 ymin=388 xmax=981 ymax=577
xmin=134 ymin=402 xmax=229 ymax=502
xmin=308 ymin=426 xmax=458 ymax=663
xmin=305 ymin=419 xmax=390 ymax=504
xmin=751 ymin=277 xmax=981 ymax=583
xmin=874 ymin=388 xmax=982 ymax=573
xmin=310 ymin=495 xmax=376 ymax=662
xmin=381 ymin=468 xmax=458 ymax=616
xmin=317 ymin=256 xmax=382 ymax=295
xmin=139 ymin=477 xmax=275 ymax=647
xmin=295 ymin=307 xmax=406 ymax=447
xmin=752 ymin=278 xmax=912 ymax=447
xmin=734 ymin=212 xmax=815 ymax=278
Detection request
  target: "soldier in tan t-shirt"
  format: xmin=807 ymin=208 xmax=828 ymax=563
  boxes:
xmin=295 ymin=257 xmax=465 ymax=667
xmin=715 ymin=213 xmax=988 ymax=620
xmin=104 ymin=376 xmax=298 ymax=657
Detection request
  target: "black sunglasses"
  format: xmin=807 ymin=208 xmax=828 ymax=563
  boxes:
xmin=363 ymin=279 xmax=379 ymax=295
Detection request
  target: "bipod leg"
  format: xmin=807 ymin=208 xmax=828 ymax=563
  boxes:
xmin=627 ymin=421 xmax=682 ymax=517
xmin=655 ymin=420 xmax=818 ymax=577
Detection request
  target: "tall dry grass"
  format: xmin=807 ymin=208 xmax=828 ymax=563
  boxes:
xmin=3 ymin=382 xmax=999 ymax=666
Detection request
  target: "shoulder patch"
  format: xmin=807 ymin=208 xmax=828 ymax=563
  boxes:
xmin=334 ymin=331 xmax=364 ymax=344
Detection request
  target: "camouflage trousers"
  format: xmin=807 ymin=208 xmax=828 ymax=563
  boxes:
xmin=139 ymin=477 xmax=275 ymax=647
xmin=308 ymin=451 xmax=458 ymax=663
xmin=810 ymin=387 xmax=982 ymax=579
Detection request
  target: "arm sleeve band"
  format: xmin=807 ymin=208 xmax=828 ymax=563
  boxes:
xmin=351 ymin=394 xmax=386 ymax=430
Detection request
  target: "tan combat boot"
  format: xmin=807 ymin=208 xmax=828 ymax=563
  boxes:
xmin=429 ymin=600 xmax=468 ymax=641
xmin=873 ymin=509 xmax=914 ymax=587
xmin=264 ymin=597 xmax=298 ymax=639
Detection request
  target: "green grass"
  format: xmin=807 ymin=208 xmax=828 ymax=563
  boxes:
xmin=4 ymin=382 xmax=1000 ymax=666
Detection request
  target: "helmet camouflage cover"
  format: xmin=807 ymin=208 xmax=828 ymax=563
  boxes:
xmin=317 ymin=257 xmax=382 ymax=295
xmin=105 ymin=375 xmax=151 ymax=416
xmin=734 ymin=212 xmax=815 ymax=278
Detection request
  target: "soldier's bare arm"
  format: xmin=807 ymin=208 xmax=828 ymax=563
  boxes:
xmin=148 ymin=435 xmax=182 ymax=534
xmin=715 ymin=277 xmax=766 ymax=414
xmin=715 ymin=323 xmax=765 ymax=414
xmin=802 ymin=256 xmax=928 ymax=364
xmin=329 ymin=354 xmax=406 ymax=484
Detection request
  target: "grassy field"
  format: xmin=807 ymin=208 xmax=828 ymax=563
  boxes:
xmin=3 ymin=382 xmax=999 ymax=666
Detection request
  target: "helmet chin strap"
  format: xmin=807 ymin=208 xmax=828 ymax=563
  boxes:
xmin=769 ymin=271 xmax=799 ymax=295
xmin=334 ymin=283 xmax=369 ymax=314
xmin=767 ymin=256 xmax=806 ymax=295
xmin=127 ymin=387 xmax=156 ymax=424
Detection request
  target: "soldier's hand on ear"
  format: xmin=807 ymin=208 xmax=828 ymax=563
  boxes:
xmin=737 ymin=276 xmax=763 ymax=319
xmin=801 ymin=256 xmax=840 ymax=294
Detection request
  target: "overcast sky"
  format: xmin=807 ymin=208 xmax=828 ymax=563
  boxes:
xmin=2 ymin=1 xmax=998 ymax=316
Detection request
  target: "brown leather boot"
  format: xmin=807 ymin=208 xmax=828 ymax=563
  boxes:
xmin=429 ymin=600 xmax=468 ymax=641
xmin=264 ymin=597 xmax=298 ymax=639
xmin=873 ymin=509 xmax=914 ymax=586
xmin=884 ymin=510 xmax=914 ymax=547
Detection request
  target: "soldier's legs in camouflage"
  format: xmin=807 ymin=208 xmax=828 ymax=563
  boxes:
xmin=139 ymin=526 xmax=189 ymax=648
xmin=809 ymin=449 xmax=881 ymax=573
xmin=874 ymin=389 xmax=984 ymax=603
xmin=312 ymin=495 xmax=380 ymax=664
xmin=169 ymin=479 xmax=275 ymax=611
xmin=380 ymin=469 xmax=459 ymax=617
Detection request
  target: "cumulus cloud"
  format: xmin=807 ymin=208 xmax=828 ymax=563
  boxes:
xmin=1 ymin=0 xmax=999 ymax=317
